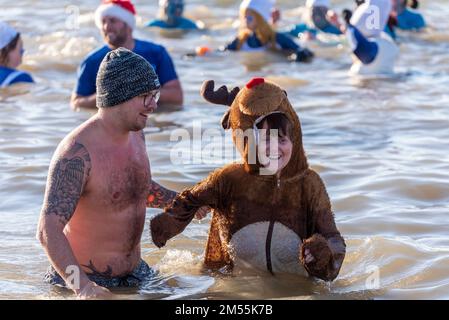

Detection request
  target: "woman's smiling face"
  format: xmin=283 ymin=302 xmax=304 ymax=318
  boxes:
xmin=258 ymin=116 xmax=293 ymax=175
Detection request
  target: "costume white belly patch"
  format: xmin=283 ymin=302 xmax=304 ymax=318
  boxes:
xmin=228 ymin=222 xmax=308 ymax=276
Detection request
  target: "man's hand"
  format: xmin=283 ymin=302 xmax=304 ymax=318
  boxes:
xmin=76 ymin=281 xmax=113 ymax=300
xmin=194 ymin=206 xmax=210 ymax=220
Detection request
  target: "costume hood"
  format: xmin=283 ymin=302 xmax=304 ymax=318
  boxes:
xmin=350 ymin=0 xmax=392 ymax=38
xmin=201 ymin=78 xmax=308 ymax=180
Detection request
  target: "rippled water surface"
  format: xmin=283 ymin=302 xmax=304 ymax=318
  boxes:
xmin=1 ymin=0 xmax=449 ymax=299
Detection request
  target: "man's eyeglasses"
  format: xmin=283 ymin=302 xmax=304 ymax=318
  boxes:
xmin=142 ymin=90 xmax=160 ymax=107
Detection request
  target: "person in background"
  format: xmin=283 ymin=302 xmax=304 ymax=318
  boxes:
xmin=338 ymin=0 xmax=399 ymax=75
xmin=146 ymin=0 xmax=200 ymax=30
xmin=393 ymin=0 xmax=426 ymax=31
xmin=289 ymin=0 xmax=343 ymax=39
xmin=0 ymin=21 xmax=34 ymax=88
xmin=225 ymin=0 xmax=314 ymax=63
xmin=71 ymin=0 xmax=183 ymax=111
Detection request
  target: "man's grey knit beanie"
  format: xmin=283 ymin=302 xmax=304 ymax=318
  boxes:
xmin=96 ymin=47 xmax=160 ymax=108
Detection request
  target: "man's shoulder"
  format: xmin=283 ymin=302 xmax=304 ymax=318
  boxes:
xmin=179 ymin=17 xmax=198 ymax=29
xmin=57 ymin=118 xmax=98 ymax=155
xmin=81 ymin=45 xmax=110 ymax=66
xmin=134 ymin=39 xmax=167 ymax=57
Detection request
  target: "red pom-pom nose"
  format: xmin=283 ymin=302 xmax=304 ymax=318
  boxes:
xmin=246 ymin=77 xmax=265 ymax=89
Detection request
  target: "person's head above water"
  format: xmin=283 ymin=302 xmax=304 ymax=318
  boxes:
xmin=160 ymin=0 xmax=185 ymax=23
xmin=238 ymin=0 xmax=276 ymax=47
xmin=350 ymin=0 xmax=392 ymax=38
xmin=0 ymin=21 xmax=24 ymax=68
xmin=95 ymin=0 xmax=136 ymax=48
xmin=96 ymin=48 xmax=161 ymax=131
xmin=240 ymin=0 xmax=273 ymax=23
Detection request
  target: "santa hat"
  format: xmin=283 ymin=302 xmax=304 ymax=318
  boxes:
xmin=350 ymin=0 xmax=391 ymax=38
xmin=95 ymin=0 xmax=137 ymax=30
xmin=240 ymin=0 xmax=275 ymax=22
xmin=0 ymin=21 xmax=18 ymax=50
xmin=306 ymin=0 xmax=331 ymax=8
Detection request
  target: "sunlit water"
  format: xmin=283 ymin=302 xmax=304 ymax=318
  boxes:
xmin=1 ymin=0 xmax=449 ymax=300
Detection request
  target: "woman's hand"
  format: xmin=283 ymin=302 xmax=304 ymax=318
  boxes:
xmin=194 ymin=206 xmax=210 ymax=220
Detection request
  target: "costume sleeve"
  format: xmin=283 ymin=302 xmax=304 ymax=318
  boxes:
xmin=346 ymin=25 xmax=378 ymax=64
xmin=225 ymin=37 xmax=240 ymax=51
xmin=275 ymin=32 xmax=302 ymax=51
xmin=307 ymin=171 xmax=346 ymax=281
xmin=150 ymin=169 xmax=225 ymax=248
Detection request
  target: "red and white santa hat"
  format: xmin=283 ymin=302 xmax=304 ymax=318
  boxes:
xmin=94 ymin=0 xmax=137 ymax=30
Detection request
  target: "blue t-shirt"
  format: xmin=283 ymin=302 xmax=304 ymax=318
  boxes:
xmin=75 ymin=39 xmax=178 ymax=97
xmin=397 ymin=8 xmax=426 ymax=30
xmin=226 ymin=32 xmax=302 ymax=52
xmin=146 ymin=17 xmax=198 ymax=30
xmin=0 ymin=66 xmax=34 ymax=87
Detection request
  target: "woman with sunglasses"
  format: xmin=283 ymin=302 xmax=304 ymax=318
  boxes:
xmin=225 ymin=0 xmax=314 ymax=63
xmin=0 ymin=21 xmax=34 ymax=88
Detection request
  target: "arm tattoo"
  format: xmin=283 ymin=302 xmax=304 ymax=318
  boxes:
xmin=43 ymin=142 xmax=91 ymax=225
xmin=147 ymin=180 xmax=177 ymax=209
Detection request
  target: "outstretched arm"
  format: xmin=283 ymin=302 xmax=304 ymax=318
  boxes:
xmin=150 ymin=169 xmax=223 ymax=247
xmin=147 ymin=180 xmax=178 ymax=209
xmin=36 ymin=141 xmax=111 ymax=298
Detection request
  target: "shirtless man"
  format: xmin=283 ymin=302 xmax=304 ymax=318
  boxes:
xmin=37 ymin=48 xmax=201 ymax=299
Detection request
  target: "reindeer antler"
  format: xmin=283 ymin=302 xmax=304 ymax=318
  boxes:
xmin=200 ymin=80 xmax=240 ymax=107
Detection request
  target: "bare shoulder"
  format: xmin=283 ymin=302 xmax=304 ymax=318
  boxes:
xmin=43 ymin=137 xmax=92 ymax=225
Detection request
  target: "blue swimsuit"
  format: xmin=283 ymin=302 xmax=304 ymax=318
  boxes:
xmin=0 ymin=66 xmax=34 ymax=88
xmin=346 ymin=25 xmax=378 ymax=65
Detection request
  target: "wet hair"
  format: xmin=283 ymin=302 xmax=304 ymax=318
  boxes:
xmin=256 ymin=113 xmax=292 ymax=140
xmin=0 ymin=33 xmax=20 ymax=66
xmin=409 ymin=0 xmax=419 ymax=9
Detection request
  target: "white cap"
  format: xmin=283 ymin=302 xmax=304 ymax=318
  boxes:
xmin=306 ymin=0 xmax=331 ymax=8
xmin=0 ymin=21 xmax=18 ymax=50
xmin=240 ymin=0 xmax=275 ymax=22
xmin=350 ymin=0 xmax=392 ymax=38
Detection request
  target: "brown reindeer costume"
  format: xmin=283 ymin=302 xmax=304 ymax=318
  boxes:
xmin=151 ymin=78 xmax=346 ymax=281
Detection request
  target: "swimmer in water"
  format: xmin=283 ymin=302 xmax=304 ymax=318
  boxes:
xmin=71 ymin=0 xmax=183 ymax=111
xmin=225 ymin=0 xmax=314 ymax=63
xmin=393 ymin=0 xmax=426 ymax=31
xmin=289 ymin=0 xmax=343 ymax=40
xmin=337 ymin=0 xmax=399 ymax=75
xmin=151 ymin=78 xmax=346 ymax=280
xmin=146 ymin=0 xmax=200 ymax=30
xmin=0 ymin=21 xmax=34 ymax=88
